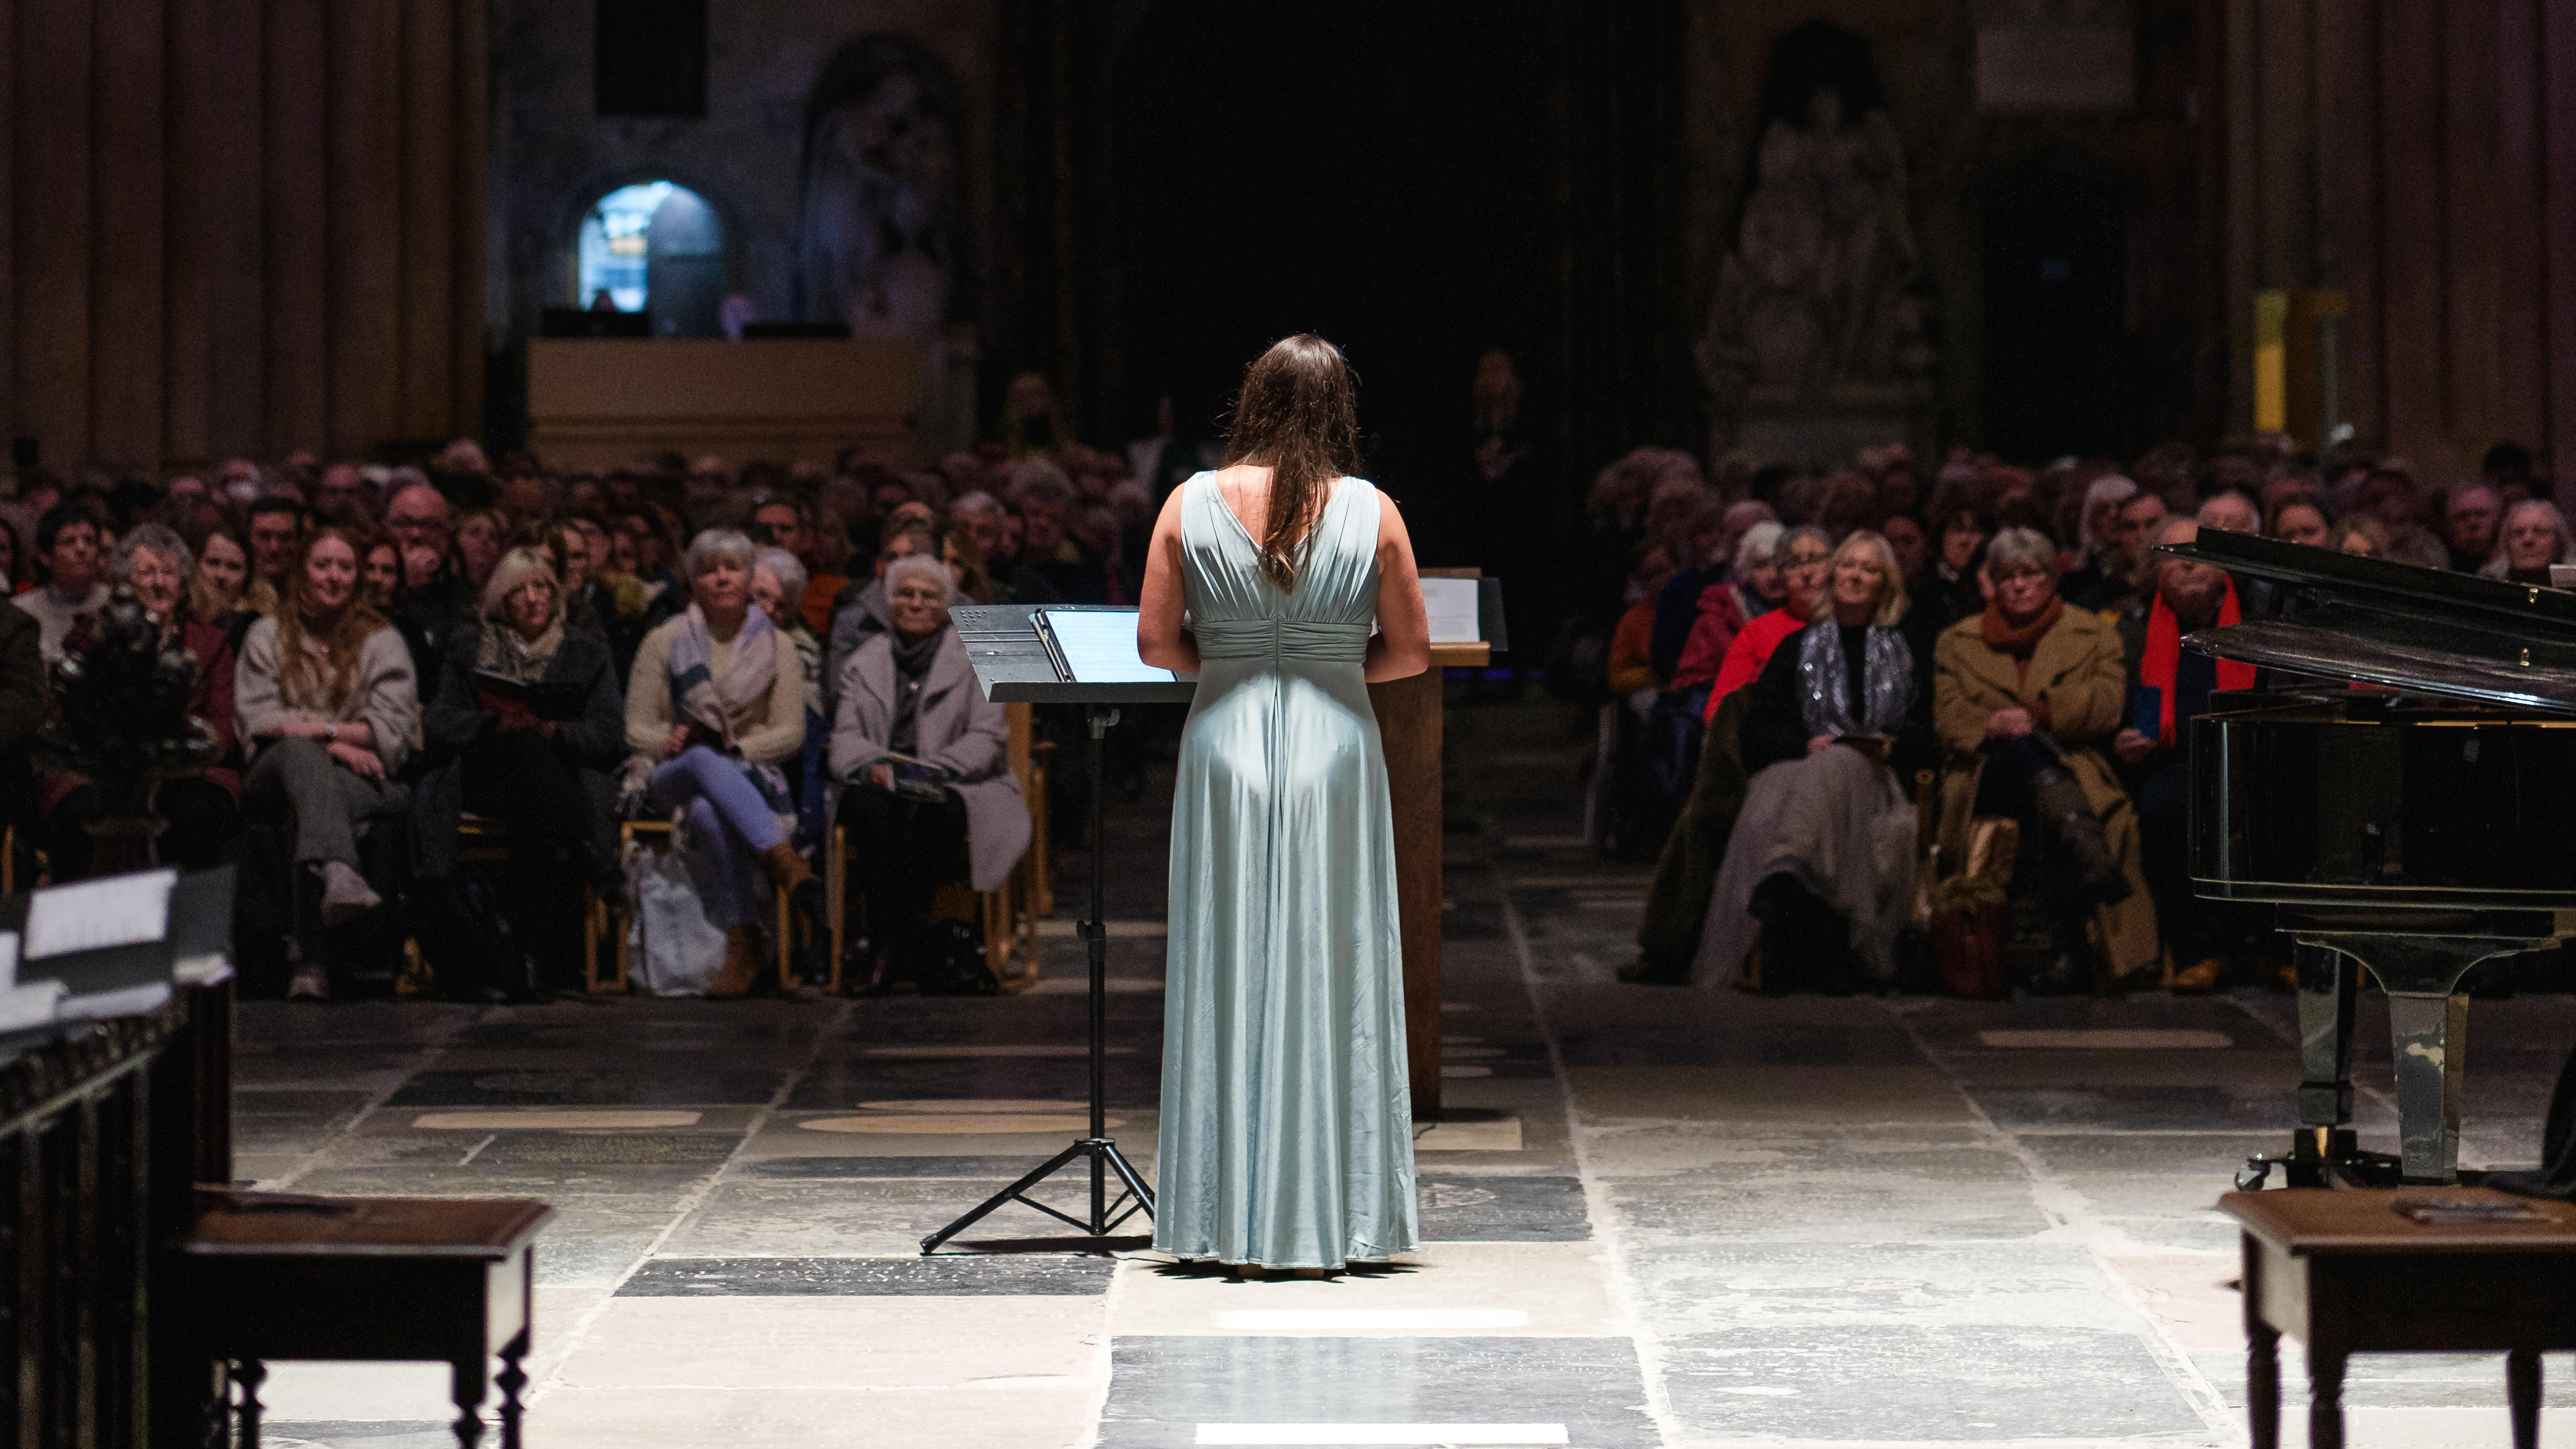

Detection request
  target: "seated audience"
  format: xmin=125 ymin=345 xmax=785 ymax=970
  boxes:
xmin=1926 ymin=504 xmax=1992 ymax=626
xmin=1704 ymin=526 xmax=1834 ymax=714
xmin=938 ymin=519 xmax=1001 ymax=606
xmin=2331 ymin=517 xmax=2388 ymax=557
xmin=1931 ymin=526 xmax=2158 ymax=993
xmin=2059 ymin=475 xmax=2140 ymax=611
xmin=416 ymin=547 xmax=626 ymax=996
xmin=754 ymin=544 xmax=832 ymax=859
xmin=829 ymin=556 xmax=1030 ymax=990
xmin=242 ymin=496 xmax=309 ymax=615
xmin=825 ymin=520 xmax=937 ymax=712
xmin=1605 ymin=542 xmax=1677 ymax=708
xmin=2267 ymin=498 xmax=2332 ymax=548
xmin=0 ymin=514 xmax=25 ymax=593
xmin=38 ymin=524 xmax=241 ymax=879
xmin=1010 ymin=464 xmax=1109 ymax=603
xmin=13 ymin=504 xmax=109 ymax=662
xmin=237 ymin=526 xmax=419 ymax=1001
xmin=1669 ymin=522 xmax=1785 ymax=697
xmin=2445 ymin=483 xmax=2504 ymax=573
xmin=1650 ymin=499 xmax=1774 ymax=682
xmin=1693 ymin=531 xmax=1928 ymax=993
xmin=191 ymin=525 xmax=252 ymax=625
xmin=2114 ymin=518 xmax=2257 ymax=992
xmin=1627 ymin=530 xmax=1832 ymax=983
xmin=453 ymin=508 xmax=506 ymax=591
xmin=623 ymin=529 xmax=820 ymax=998
xmin=2196 ymin=490 xmax=2259 ymax=535
xmin=2478 ymin=499 xmax=2572 ymax=585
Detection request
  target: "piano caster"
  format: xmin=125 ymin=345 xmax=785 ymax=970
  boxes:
xmin=2235 ymin=1131 xmax=2406 ymax=1190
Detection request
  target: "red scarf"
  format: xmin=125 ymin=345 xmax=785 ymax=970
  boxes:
xmin=2141 ymin=580 xmax=2255 ymax=746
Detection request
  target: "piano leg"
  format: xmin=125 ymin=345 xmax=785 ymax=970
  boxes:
xmin=2293 ymin=933 xmax=2534 ymax=1183
xmin=2289 ymin=944 xmax=2357 ymax=1185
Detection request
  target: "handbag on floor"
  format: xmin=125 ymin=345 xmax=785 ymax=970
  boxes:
xmin=627 ymin=830 xmax=728 ymax=997
xmin=1926 ymin=816 xmax=2018 ymax=1000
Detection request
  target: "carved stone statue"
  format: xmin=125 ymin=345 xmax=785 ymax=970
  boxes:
xmin=1700 ymin=86 xmax=1934 ymax=414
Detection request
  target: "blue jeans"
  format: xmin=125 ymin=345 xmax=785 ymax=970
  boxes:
xmin=647 ymin=746 xmax=784 ymax=929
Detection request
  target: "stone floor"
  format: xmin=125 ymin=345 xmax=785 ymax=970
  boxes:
xmin=236 ymin=693 xmax=2576 ymax=1448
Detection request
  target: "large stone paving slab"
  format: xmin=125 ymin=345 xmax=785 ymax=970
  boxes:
xmin=1096 ymin=1336 xmax=1658 ymax=1448
xmin=1660 ymin=1323 xmax=2207 ymax=1440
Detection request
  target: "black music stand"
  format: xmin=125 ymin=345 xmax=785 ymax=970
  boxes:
xmin=918 ymin=605 xmax=1196 ymax=1253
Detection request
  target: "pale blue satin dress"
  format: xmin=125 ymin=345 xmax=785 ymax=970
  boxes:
xmin=1154 ymin=472 xmax=1419 ymax=1268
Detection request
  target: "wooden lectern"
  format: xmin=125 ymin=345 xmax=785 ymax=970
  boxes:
xmin=1371 ymin=568 xmax=1496 ymax=1121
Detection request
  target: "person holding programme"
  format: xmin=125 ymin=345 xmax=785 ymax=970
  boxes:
xmin=416 ymin=546 xmax=627 ymax=996
xmin=1692 ymin=532 xmax=1928 ymax=993
xmin=829 ymin=554 xmax=1031 ymax=991
xmin=623 ymin=529 xmax=821 ymax=999
xmin=236 ymin=526 xmax=420 ymax=1001
xmin=1136 ymin=334 xmax=1429 ymax=1275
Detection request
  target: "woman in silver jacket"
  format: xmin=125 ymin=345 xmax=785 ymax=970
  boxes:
xmin=829 ymin=554 xmax=1031 ymax=989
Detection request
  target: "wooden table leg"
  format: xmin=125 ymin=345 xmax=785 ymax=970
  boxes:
xmin=2307 ymin=1347 xmax=2345 ymax=1449
xmin=2247 ymin=1325 xmax=2280 ymax=1449
xmin=496 ymin=1332 xmax=531 ymax=1449
xmin=234 ymin=1360 xmax=267 ymax=1449
xmin=452 ymin=1358 xmax=488 ymax=1448
xmin=2508 ymin=1348 xmax=2541 ymax=1449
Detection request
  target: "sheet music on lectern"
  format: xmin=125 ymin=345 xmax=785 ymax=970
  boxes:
xmin=1039 ymin=609 xmax=1183 ymax=684
xmin=23 ymin=869 xmax=177 ymax=960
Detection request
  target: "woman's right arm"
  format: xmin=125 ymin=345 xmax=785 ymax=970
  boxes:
xmin=1135 ymin=487 xmax=1199 ymax=675
xmin=624 ymin=623 xmax=674 ymax=758
xmin=234 ymin=620 xmax=286 ymax=740
xmin=1734 ymin=637 xmax=1811 ymax=771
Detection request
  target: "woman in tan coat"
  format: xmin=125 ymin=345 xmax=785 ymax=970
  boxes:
xmin=1931 ymin=527 xmax=2158 ymax=990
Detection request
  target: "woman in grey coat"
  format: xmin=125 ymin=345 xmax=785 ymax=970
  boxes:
xmin=829 ymin=554 xmax=1031 ymax=989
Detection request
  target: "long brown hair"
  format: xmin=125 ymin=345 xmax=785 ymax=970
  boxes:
xmin=274 ymin=525 xmax=389 ymax=711
xmin=1224 ymin=334 xmax=1362 ymax=592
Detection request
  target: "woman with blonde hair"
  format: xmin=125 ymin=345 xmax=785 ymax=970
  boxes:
xmin=415 ymin=547 xmax=627 ymax=997
xmin=1692 ymin=531 xmax=1929 ymax=992
xmin=236 ymin=525 xmax=419 ymax=1000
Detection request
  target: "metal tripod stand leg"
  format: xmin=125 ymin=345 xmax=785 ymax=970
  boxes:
xmin=921 ymin=703 xmax=1155 ymax=1253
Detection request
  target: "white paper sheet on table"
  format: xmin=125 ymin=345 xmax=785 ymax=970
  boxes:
xmin=1042 ymin=609 xmax=1181 ymax=684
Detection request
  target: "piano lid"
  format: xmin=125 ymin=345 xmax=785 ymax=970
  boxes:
xmin=2159 ymin=530 xmax=2576 ymax=713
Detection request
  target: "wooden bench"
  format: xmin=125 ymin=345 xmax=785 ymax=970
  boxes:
xmin=2220 ymin=1187 xmax=2576 ymax=1449
xmin=173 ymin=1189 xmax=552 ymax=1448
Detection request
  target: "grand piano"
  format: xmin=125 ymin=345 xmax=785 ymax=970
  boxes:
xmin=2168 ymin=529 xmax=2576 ymax=1187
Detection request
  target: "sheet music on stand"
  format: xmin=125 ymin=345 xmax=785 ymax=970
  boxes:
xmin=1037 ymin=609 xmax=1184 ymax=685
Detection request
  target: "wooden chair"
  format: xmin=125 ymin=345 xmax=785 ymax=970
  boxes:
xmin=827 ymin=701 xmax=1049 ymax=994
xmin=593 ymin=817 xmax=799 ymax=994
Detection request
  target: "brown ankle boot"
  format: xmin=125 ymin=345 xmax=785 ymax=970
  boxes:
xmin=759 ymin=843 xmax=816 ymax=893
xmin=706 ymin=927 xmax=760 ymax=999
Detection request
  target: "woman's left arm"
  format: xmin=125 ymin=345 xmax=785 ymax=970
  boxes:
xmin=1135 ymin=487 xmax=1198 ymax=674
xmin=355 ymin=629 xmax=418 ymax=774
xmin=1364 ymin=494 xmax=1430 ymax=683
xmin=733 ymin=656 xmax=806 ymax=766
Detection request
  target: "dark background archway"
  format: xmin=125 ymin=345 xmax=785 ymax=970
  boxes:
xmin=1981 ymin=171 xmax=2129 ymax=463
xmin=1111 ymin=0 xmax=1553 ymax=512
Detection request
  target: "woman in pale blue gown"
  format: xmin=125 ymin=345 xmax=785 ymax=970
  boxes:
xmin=1136 ymin=335 xmax=1432 ymax=1273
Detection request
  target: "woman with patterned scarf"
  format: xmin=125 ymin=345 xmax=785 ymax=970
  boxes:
xmin=1693 ymin=532 xmax=1931 ymax=993
xmin=415 ymin=546 xmax=627 ymax=997
xmin=623 ymin=529 xmax=821 ymax=997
